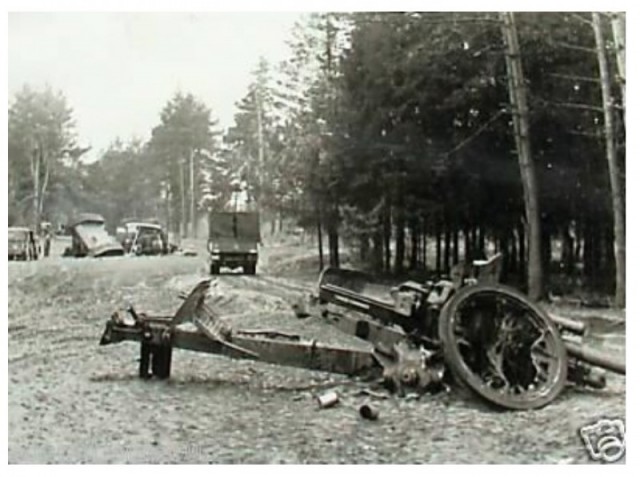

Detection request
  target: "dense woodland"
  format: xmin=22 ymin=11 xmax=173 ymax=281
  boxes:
xmin=8 ymin=12 xmax=626 ymax=305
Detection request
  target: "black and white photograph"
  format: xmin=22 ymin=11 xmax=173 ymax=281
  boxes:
xmin=6 ymin=2 xmax=628 ymax=465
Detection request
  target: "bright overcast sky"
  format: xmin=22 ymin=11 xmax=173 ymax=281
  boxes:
xmin=8 ymin=12 xmax=303 ymax=162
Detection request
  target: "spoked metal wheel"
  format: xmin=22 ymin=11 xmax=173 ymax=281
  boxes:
xmin=438 ymin=284 xmax=568 ymax=410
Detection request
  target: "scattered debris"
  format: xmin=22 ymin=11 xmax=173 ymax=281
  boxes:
xmin=402 ymin=393 xmax=422 ymax=401
xmin=359 ymin=404 xmax=379 ymax=421
xmin=174 ymin=248 xmax=197 ymax=257
xmin=353 ymin=389 xmax=389 ymax=400
xmin=291 ymin=295 xmax=310 ymax=319
xmin=316 ymin=391 xmax=340 ymax=409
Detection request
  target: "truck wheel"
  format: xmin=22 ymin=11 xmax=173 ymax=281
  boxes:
xmin=244 ymin=264 xmax=256 ymax=275
xmin=210 ymin=263 xmax=220 ymax=275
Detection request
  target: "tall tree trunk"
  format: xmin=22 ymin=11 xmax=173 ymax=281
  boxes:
xmin=421 ymin=219 xmax=428 ymax=270
xmin=409 ymin=218 xmax=419 ymax=270
xmin=518 ymin=220 xmax=527 ymax=280
xmin=592 ymin=221 xmax=602 ymax=289
xmin=328 ymin=206 xmax=340 ymax=268
xmin=452 ymin=226 xmax=460 ymax=265
xmin=610 ymin=12 xmax=626 ymax=110
xmin=395 ymin=209 xmax=406 ymax=273
xmin=359 ymin=233 xmax=370 ymax=263
xmin=255 ymin=88 xmax=265 ymax=208
xmin=541 ymin=223 xmax=552 ymax=278
xmin=444 ymin=223 xmax=451 ymax=272
xmin=502 ymin=12 xmax=544 ymax=300
xmin=36 ymin=150 xmax=51 ymax=228
xmin=465 ymin=225 xmax=480 ymax=260
xmin=575 ymin=220 xmax=583 ymax=267
xmin=584 ymin=218 xmax=594 ymax=287
xmin=604 ymin=218 xmax=615 ymax=293
xmin=166 ymin=185 xmax=173 ymax=235
xmin=383 ymin=202 xmax=391 ymax=272
xmin=499 ymin=228 xmax=511 ymax=281
xmin=510 ymin=229 xmax=519 ymax=275
xmin=189 ymin=149 xmax=196 ymax=238
xmin=316 ymin=207 xmax=324 ymax=271
xmin=593 ymin=12 xmax=625 ymax=307
xmin=561 ymin=224 xmax=575 ymax=275
xmin=436 ymin=225 xmax=442 ymax=275
xmin=30 ymin=147 xmax=40 ymax=232
xmin=179 ymin=161 xmax=186 ymax=238
xmin=373 ymin=228 xmax=383 ymax=271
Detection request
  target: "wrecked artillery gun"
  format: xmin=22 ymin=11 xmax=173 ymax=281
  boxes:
xmin=99 ymin=254 xmax=625 ymax=411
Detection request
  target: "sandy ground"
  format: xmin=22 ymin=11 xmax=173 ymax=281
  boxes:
xmin=8 ymin=237 xmax=625 ymax=464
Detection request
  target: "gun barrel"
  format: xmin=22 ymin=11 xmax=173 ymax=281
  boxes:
xmin=549 ymin=313 xmax=586 ymax=335
xmin=564 ymin=341 xmax=625 ymax=375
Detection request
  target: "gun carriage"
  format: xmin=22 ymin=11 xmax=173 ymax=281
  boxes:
xmin=100 ymin=254 xmax=624 ymax=410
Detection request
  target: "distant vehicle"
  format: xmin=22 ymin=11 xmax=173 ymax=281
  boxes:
xmin=208 ymin=210 xmax=260 ymax=275
xmin=116 ymin=221 xmax=169 ymax=256
xmin=63 ymin=213 xmax=125 ymax=258
xmin=8 ymin=227 xmax=38 ymax=261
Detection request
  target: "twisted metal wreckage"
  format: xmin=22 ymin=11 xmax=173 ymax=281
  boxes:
xmin=99 ymin=254 xmax=625 ymax=410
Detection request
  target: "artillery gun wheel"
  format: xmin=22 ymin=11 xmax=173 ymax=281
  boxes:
xmin=438 ymin=284 xmax=567 ymax=410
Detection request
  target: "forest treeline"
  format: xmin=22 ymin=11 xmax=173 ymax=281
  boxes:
xmin=7 ymin=12 xmax=625 ymax=305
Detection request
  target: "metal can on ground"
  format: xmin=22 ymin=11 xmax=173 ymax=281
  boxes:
xmin=317 ymin=391 xmax=340 ymax=409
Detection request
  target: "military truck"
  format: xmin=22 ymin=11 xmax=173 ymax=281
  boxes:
xmin=207 ymin=210 xmax=260 ymax=275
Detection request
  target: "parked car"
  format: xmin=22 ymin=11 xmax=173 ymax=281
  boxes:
xmin=8 ymin=227 xmax=38 ymax=261
xmin=116 ymin=221 xmax=168 ymax=255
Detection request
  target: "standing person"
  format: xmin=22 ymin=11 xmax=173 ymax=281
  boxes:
xmin=44 ymin=228 xmax=52 ymax=257
xmin=28 ymin=231 xmax=38 ymax=260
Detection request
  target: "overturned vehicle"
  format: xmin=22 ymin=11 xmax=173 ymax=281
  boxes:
xmin=63 ymin=213 xmax=124 ymax=258
xmin=99 ymin=254 xmax=624 ymax=411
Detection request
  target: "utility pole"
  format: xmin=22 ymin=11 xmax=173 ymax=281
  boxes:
xmin=593 ymin=12 xmax=625 ymax=307
xmin=501 ymin=12 xmax=543 ymax=300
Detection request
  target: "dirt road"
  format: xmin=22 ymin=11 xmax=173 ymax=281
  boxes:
xmin=8 ymin=239 xmax=625 ymax=463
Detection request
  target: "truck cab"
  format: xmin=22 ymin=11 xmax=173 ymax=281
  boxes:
xmin=208 ymin=210 xmax=260 ymax=275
